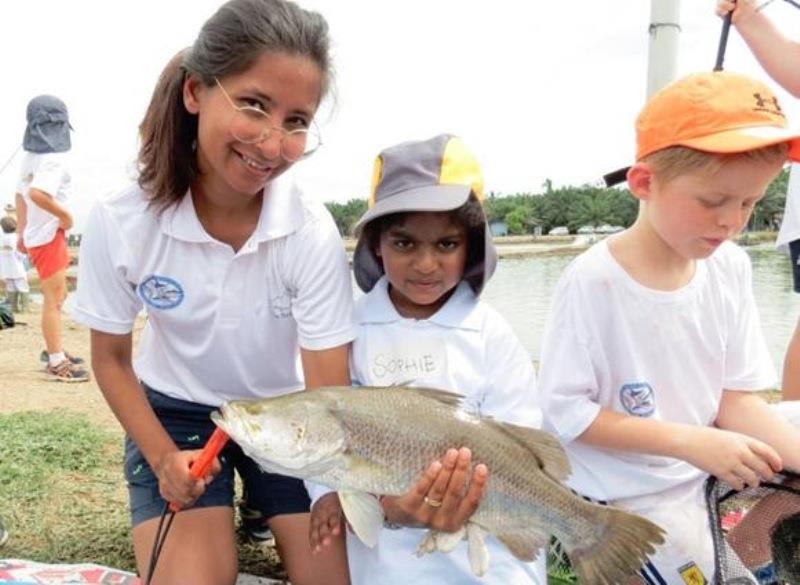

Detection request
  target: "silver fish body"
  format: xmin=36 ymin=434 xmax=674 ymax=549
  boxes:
xmin=212 ymin=385 xmax=665 ymax=583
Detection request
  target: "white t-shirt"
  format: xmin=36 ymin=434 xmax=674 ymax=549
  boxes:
xmin=777 ymin=162 xmax=800 ymax=250
xmin=72 ymin=174 xmax=356 ymax=406
xmin=538 ymin=239 xmax=776 ymax=502
xmin=17 ymin=151 xmax=72 ymax=247
xmin=340 ymin=277 xmax=545 ymax=585
xmin=0 ymin=232 xmax=27 ymax=280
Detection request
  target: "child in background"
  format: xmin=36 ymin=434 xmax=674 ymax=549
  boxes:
xmin=0 ymin=216 xmax=29 ymax=313
xmin=15 ymin=95 xmax=88 ymax=381
xmin=309 ymin=134 xmax=547 ymax=584
xmin=538 ymin=71 xmax=800 ymax=585
xmin=716 ymin=0 xmax=800 ymax=398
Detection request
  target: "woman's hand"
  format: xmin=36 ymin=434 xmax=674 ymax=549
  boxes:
xmin=716 ymin=0 xmax=758 ymax=24
xmin=381 ymin=447 xmax=488 ymax=533
xmin=153 ymin=449 xmax=221 ymax=509
xmin=309 ymin=492 xmax=346 ymax=553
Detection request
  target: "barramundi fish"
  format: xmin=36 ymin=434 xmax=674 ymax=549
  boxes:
xmin=211 ymin=385 xmax=665 ymax=583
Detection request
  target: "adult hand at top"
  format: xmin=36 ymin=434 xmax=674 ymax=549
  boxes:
xmin=381 ymin=447 xmax=488 ymax=533
xmin=716 ymin=0 xmax=758 ymax=24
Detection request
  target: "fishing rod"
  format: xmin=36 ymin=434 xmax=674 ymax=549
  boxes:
xmin=144 ymin=427 xmax=230 ymax=585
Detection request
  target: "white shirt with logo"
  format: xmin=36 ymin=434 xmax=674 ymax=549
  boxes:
xmin=777 ymin=162 xmax=800 ymax=251
xmin=314 ymin=277 xmax=545 ymax=585
xmin=538 ymin=239 xmax=776 ymax=502
xmin=72 ymin=173 xmax=356 ymax=406
xmin=17 ymin=151 xmax=72 ymax=247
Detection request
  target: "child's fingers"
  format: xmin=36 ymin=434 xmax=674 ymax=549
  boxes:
xmin=749 ymin=440 xmax=783 ymax=472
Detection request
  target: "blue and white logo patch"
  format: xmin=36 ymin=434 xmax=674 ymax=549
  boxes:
xmin=619 ymin=382 xmax=656 ymax=417
xmin=138 ymin=275 xmax=184 ymax=310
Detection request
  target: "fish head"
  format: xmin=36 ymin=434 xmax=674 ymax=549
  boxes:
xmin=211 ymin=392 xmax=345 ymax=478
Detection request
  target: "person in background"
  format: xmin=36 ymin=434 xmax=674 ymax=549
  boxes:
xmin=0 ymin=216 xmax=29 ymax=313
xmin=717 ymin=0 xmax=800 ymax=398
xmin=15 ymin=95 xmax=88 ymax=382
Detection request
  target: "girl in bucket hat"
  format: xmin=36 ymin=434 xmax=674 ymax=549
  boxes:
xmin=308 ymin=134 xmax=547 ymax=584
xmin=15 ymin=95 xmax=88 ymax=382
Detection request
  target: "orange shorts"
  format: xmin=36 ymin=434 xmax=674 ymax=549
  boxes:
xmin=28 ymin=229 xmax=69 ymax=281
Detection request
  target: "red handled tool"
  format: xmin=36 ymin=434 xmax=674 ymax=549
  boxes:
xmin=144 ymin=427 xmax=230 ymax=584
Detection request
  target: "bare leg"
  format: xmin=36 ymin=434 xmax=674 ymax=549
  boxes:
xmin=269 ymin=512 xmax=350 ymax=585
xmin=39 ymin=268 xmax=67 ymax=355
xmin=783 ymin=319 xmax=800 ymax=401
xmin=132 ymin=506 xmax=237 ymax=585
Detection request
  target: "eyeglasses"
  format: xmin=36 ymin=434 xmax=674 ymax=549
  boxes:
xmin=214 ymin=78 xmax=322 ymax=161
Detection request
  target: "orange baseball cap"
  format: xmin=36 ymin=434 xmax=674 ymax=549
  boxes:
xmin=637 ymin=71 xmax=800 ymax=161
xmin=604 ymin=71 xmax=800 ymax=186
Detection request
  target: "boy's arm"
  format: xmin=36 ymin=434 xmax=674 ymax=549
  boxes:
xmin=28 ymin=188 xmax=72 ymax=230
xmin=577 ymin=408 xmax=781 ymax=490
xmin=14 ymin=193 xmax=27 ymax=252
xmin=716 ymin=389 xmax=800 ymax=472
xmin=718 ymin=0 xmax=800 ymax=96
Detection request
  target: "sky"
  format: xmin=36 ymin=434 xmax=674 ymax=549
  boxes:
xmin=2 ymin=0 xmax=800 ymax=233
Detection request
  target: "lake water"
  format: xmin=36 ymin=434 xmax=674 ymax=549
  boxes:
xmin=479 ymin=245 xmax=800 ymax=373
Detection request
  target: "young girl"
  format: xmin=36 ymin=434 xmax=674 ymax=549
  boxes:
xmin=0 ymin=216 xmax=29 ymax=313
xmin=73 ymin=1 xmax=354 ymax=583
xmin=309 ymin=134 xmax=547 ymax=584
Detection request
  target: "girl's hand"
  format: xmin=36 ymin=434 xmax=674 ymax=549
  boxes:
xmin=16 ymin=239 xmax=26 ymax=254
xmin=678 ymin=426 xmax=782 ymax=491
xmin=716 ymin=0 xmax=758 ymax=24
xmin=58 ymin=213 xmax=73 ymax=231
xmin=309 ymin=492 xmax=346 ymax=553
xmin=381 ymin=447 xmax=488 ymax=533
xmin=153 ymin=449 xmax=221 ymax=508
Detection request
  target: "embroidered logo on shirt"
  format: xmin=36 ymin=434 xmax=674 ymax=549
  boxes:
xmin=619 ymin=382 xmax=656 ymax=417
xmin=138 ymin=275 xmax=184 ymax=310
xmin=678 ymin=561 xmax=708 ymax=585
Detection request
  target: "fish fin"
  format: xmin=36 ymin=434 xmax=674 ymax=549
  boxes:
xmin=489 ymin=420 xmax=571 ymax=481
xmin=566 ymin=504 xmax=666 ymax=585
xmin=495 ymin=529 xmax=549 ymax=562
xmin=466 ymin=523 xmax=490 ymax=577
xmin=338 ymin=491 xmax=384 ymax=548
xmin=416 ymin=527 xmax=465 ymax=556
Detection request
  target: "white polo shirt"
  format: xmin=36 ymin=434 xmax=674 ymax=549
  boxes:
xmin=538 ymin=240 xmax=776 ymax=502
xmin=17 ymin=151 xmax=72 ymax=247
xmin=340 ymin=277 xmax=545 ymax=585
xmin=73 ymin=173 xmax=356 ymax=406
xmin=777 ymin=162 xmax=800 ymax=251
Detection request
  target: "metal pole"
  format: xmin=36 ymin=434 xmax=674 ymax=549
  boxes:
xmin=647 ymin=0 xmax=681 ymax=97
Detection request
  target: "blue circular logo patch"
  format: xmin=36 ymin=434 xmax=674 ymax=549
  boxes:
xmin=619 ymin=383 xmax=656 ymax=417
xmin=138 ymin=275 xmax=184 ymax=310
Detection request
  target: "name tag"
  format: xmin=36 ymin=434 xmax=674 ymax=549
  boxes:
xmin=366 ymin=338 xmax=446 ymax=386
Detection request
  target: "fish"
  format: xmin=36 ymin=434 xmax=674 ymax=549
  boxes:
xmin=211 ymin=385 xmax=666 ymax=584
xmin=772 ymin=511 xmax=800 ymax=584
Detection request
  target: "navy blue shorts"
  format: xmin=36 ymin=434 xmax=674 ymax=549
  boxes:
xmin=790 ymin=239 xmax=800 ymax=294
xmin=124 ymin=384 xmax=311 ymax=526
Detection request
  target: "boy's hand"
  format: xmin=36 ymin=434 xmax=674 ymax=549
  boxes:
xmin=58 ymin=213 xmax=73 ymax=231
xmin=381 ymin=447 xmax=488 ymax=533
xmin=309 ymin=492 xmax=346 ymax=553
xmin=716 ymin=0 xmax=758 ymax=24
xmin=153 ymin=449 xmax=221 ymax=508
xmin=678 ymin=426 xmax=782 ymax=490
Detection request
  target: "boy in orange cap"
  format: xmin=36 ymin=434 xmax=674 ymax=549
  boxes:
xmin=716 ymin=0 xmax=800 ymax=400
xmin=538 ymin=71 xmax=800 ymax=584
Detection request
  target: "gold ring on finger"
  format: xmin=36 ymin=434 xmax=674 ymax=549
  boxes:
xmin=424 ymin=496 xmax=443 ymax=508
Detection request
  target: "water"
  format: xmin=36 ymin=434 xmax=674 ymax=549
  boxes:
xmin=56 ymin=245 xmax=799 ymax=374
xmin=481 ymin=245 xmax=800 ymax=373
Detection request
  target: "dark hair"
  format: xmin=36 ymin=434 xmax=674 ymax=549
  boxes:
xmin=138 ymin=0 xmax=332 ymax=211
xmin=362 ymin=194 xmax=487 ymax=292
xmin=0 ymin=216 xmax=17 ymax=234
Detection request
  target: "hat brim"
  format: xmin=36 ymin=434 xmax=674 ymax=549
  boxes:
xmin=604 ymin=125 xmax=800 ymax=187
xmin=354 ymin=184 xmax=472 ymax=233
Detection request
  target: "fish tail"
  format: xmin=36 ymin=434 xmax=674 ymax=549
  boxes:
xmin=566 ymin=506 xmax=666 ymax=585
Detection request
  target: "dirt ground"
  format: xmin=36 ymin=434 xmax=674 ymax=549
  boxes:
xmin=0 ymin=304 xmax=128 ymax=429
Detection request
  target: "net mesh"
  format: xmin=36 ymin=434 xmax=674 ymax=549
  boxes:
xmin=706 ymin=471 xmax=800 ymax=585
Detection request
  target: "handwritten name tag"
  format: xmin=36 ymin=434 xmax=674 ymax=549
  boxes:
xmin=366 ymin=338 xmax=447 ymax=386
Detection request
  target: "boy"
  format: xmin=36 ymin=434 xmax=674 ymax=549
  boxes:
xmin=538 ymin=71 xmax=800 ymax=584
xmin=15 ymin=95 xmax=88 ymax=382
xmin=717 ymin=0 xmax=800 ymax=398
xmin=0 ymin=216 xmax=29 ymax=313
xmin=309 ymin=134 xmax=547 ymax=584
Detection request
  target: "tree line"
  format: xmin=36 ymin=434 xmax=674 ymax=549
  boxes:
xmin=325 ymin=168 xmax=791 ymax=237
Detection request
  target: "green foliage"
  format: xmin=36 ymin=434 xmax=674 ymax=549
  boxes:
xmin=750 ymin=166 xmax=789 ymax=231
xmin=325 ymin=198 xmax=368 ymax=237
